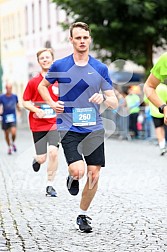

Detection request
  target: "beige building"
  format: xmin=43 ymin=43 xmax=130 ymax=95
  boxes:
xmin=0 ymin=0 xmax=72 ymax=100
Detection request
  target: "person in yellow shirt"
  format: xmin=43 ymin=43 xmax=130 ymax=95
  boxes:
xmin=126 ymin=86 xmax=140 ymax=138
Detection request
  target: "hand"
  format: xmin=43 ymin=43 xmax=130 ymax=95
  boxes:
xmin=35 ymin=109 xmax=46 ymax=118
xmin=89 ymin=93 xmax=104 ymax=104
xmin=53 ymin=101 xmax=64 ymax=114
xmin=164 ymin=106 xmax=167 ymax=125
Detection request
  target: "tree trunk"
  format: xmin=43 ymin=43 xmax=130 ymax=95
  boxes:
xmin=145 ymin=39 xmax=153 ymax=78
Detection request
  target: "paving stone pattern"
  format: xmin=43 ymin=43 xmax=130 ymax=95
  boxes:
xmin=0 ymin=127 xmax=167 ymax=252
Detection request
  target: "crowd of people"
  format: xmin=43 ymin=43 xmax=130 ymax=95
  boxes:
xmin=0 ymin=21 xmax=167 ymax=233
xmin=108 ymin=85 xmax=152 ymax=141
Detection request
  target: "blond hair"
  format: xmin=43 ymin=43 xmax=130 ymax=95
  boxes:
xmin=36 ymin=48 xmax=54 ymax=62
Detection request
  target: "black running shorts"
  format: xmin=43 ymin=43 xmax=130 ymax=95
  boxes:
xmin=152 ymin=116 xmax=164 ymax=128
xmin=60 ymin=129 xmax=105 ymax=167
xmin=2 ymin=122 xmax=16 ymax=130
xmin=32 ymin=130 xmax=60 ymax=155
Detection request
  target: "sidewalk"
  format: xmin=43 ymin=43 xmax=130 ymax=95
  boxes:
xmin=0 ymin=126 xmax=167 ymax=252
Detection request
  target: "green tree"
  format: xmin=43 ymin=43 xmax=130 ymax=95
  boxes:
xmin=52 ymin=0 xmax=167 ymax=75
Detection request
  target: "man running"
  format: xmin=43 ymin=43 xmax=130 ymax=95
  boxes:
xmin=38 ymin=22 xmax=118 ymax=231
xmin=22 ymin=48 xmax=59 ymax=197
xmin=0 ymin=83 xmax=21 ymax=154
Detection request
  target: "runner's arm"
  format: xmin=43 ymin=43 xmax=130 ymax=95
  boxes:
xmin=89 ymin=90 xmax=118 ymax=109
xmin=22 ymin=100 xmax=39 ymax=113
xmin=38 ymin=78 xmax=64 ymax=114
xmin=144 ymin=73 xmax=163 ymax=107
xmin=144 ymin=73 xmax=167 ymax=125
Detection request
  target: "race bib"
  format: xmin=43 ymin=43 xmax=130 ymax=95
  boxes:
xmin=40 ymin=104 xmax=56 ymax=118
xmin=72 ymin=107 xmax=96 ymax=126
xmin=5 ymin=113 xmax=15 ymax=123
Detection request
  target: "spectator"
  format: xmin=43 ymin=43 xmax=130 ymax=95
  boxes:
xmin=143 ymin=99 xmax=152 ymax=140
xmin=125 ymin=86 xmax=140 ymax=139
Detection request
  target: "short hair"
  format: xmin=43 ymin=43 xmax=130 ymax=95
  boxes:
xmin=36 ymin=48 xmax=54 ymax=62
xmin=70 ymin=22 xmax=90 ymax=37
xmin=5 ymin=83 xmax=12 ymax=89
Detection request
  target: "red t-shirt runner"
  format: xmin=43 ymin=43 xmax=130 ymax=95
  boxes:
xmin=23 ymin=73 xmax=58 ymax=132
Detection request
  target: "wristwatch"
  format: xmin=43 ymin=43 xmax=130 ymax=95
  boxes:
xmin=158 ymin=104 xmax=167 ymax=114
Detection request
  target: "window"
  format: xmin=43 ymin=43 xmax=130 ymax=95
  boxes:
xmin=17 ymin=12 xmax=21 ymax=37
xmin=39 ymin=0 xmax=42 ymax=31
xmin=47 ymin=0 xmax=51 ymax=29
xmin=45 ymin=40 xmax=51 ymax=48
xmin=32 ymin=3 xmax=35 ymax=33
xmin=25 ymin=6 xmax=28 ymax=35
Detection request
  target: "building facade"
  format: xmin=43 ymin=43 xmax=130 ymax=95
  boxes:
xmin=0 ymin=0 xmax=72 ymax=99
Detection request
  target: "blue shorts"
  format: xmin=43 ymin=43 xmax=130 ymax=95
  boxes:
xmin=60 ymin=129 xmax=105 ymax=167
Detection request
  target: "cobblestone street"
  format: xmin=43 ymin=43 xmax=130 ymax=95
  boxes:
xmin=0 ymin=126 xmax=167 ymax=252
